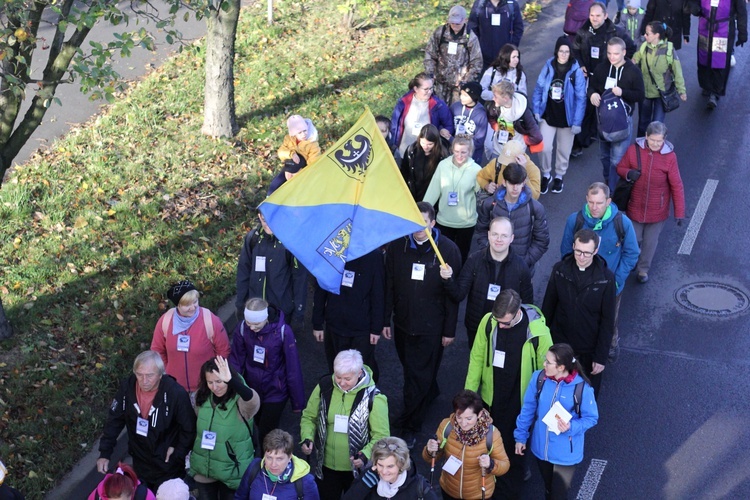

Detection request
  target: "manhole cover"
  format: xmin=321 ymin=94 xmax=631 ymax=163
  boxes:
xmin=675 ymin=282 xmax=749 ymax=316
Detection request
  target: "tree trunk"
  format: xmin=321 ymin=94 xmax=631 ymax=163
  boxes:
xmin=201 ymin=0 xmax=241 ymax=138
xmin=0 ymin=298 xmax=13 ymax=340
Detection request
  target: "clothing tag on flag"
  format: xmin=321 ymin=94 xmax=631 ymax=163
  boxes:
xmin=493 ymin=350 xmax=506 ymax=368
xmin=136 ymin=417 xmax=149 ymax=437
xmin=492 ymin=13 xmax=501 ymax=26
xmin=448 ymin=42 xmax=459 ymax=55
xmin=201 ymin=430 xmax=217 ymax=450
xmin=443 ymin=455 xmax=463 ymax=475
xmin=253 ymin=345 xmax=266 ymax=364
xmin=255 ymin=256 xmax=266 ymax=272
xmin=177 ymin=334 xmax=190 ymax=352
xmin=447 ymin=192 xmax=459 ymax=206
xmin=411 ymin=263 xmax=426 ymax=281
xmin=342 ymin=270 xmax=356 ymax=288
xmin=334 ymin=414 xmax=349 ymax=433
xmin=487 ymin=284 xmax=501 ymax=301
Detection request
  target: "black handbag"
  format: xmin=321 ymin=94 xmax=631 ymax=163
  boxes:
xmin=612 ymin=143 xmax=641 ymax=211
xmin=645 ymin=49 xmax=680 ymax=113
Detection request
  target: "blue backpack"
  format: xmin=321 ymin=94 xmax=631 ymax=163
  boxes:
xmin=596 ymin=89 xmax=631 ymax=142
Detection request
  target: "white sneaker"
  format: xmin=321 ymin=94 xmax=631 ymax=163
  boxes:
xmin=731 ymin=54 xmax=736 ymax=67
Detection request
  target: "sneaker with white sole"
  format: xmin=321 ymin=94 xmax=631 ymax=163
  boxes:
xmin=551 ymin=177 xmax=564 ymax=193
xmin=540 ymin=176 xmax=550 ymax=194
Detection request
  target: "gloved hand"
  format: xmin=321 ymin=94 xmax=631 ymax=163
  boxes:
xmin=626 ymin=170 xmax=641 ymax=182
xmin=534 ymin=113 xmax=541 ymax=123
xmin=736 ymin=38 xmax=746 ymax=47
xmin=571 ymin=125 xmax=582 ymax=135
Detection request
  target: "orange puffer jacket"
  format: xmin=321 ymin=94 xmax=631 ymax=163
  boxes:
xmin=422 ymin=416 xmax=510 ymax=499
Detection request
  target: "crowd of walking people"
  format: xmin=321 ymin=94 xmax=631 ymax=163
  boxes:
xmin=78 ymin=0 xmax=744 ymax=499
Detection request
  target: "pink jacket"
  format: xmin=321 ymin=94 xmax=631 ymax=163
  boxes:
xmin=87 ymin=474 xmax=156 ymax=500
xmin=616 ymin=138 xmax=685 ymax=224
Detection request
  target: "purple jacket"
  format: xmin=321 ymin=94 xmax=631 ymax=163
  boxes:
xmin=228 ymin=308 xmax=305 ymax=410
xmin=390 ymin=91 xmax=454 ymax=149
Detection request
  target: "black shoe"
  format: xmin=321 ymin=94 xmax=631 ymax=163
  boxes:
xmin=708 ymin=94 xmax=718 ymax=110
xmin=614 ymin=11 xmax=621 ymax=24
xmin=701 ymin=89 xmax=710 ymax=97
xmin=570 ymin=146 xmax=583 ymax=158
xmin=637 ymin=273 xmax=649 ymax=283
xmin=540 ymin=176 xmax=550 ymax=194
xmin=551 ymin=177 xmax=564 ymax=193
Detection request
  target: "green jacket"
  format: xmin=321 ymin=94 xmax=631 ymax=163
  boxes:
xmin=190 ymin=383 xmax=255 ymax=490
xmin=465 ymin=305 xmax=553 ymax=406
xmin=633 ymin=40 xmax=686 ymax=99
xmin=300 ymin=366 xmax=390 ymax=472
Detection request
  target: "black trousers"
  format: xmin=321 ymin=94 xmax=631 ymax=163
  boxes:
xmin=537 ymin=459 xmax=577 ymax=500
xmin=195 ymin=480 xmax=235 ymax=500
xmin=255 ymin=399 xmax=288 ymax=452
xmin=393 ymin=328 xmax=444 ymax=432
xmin=436 ymin=223 xmax=475 ymax=264
xmin=490 ymin=409 xmax=523 ymax=499
xmin=576 ymin=352 xmax=601 ymax=398
xmin=324 ymin=331 xmax=379 ymax=382
xmin=316 ymin=466 xmax=355 ymax=499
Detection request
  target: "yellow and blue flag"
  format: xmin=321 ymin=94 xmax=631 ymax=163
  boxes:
xmin=259 ymin=109 xmax=425 ymax=294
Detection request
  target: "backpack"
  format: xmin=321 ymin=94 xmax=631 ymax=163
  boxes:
xmin=564 ymin=0 xmax=594 ymax=36
xmin=244 ymin=459 xmax=305 ymax=500
xmin=475 ymin=0 xmax=517 ymax=36
xmin=573 ymin=210 xmax=625 ymax=248
xmin=438 ymin=24 xmax=472 ymax=62
xmin=161 ymin=307 xmax=215 ymax=344
xmin=596 ymin=89 xmax=631 ymax=142
xmin=535 ymin=370 xmax=585 ymax=418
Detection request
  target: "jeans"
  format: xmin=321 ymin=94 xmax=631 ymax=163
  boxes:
xmin=638 ymin=98 xmax=665 ymax=137
xmin=600 ymin=120 xmax=633 ymax=192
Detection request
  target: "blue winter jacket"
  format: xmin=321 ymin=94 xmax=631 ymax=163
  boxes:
xmin=560 ymin=204 xmax=639 ymax=295
xmin=514 ymin=370 xmax=598 ymax=466
xmin=532 ymin=58 xmax=587 ymax=128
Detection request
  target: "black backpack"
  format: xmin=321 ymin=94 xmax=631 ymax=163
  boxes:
xmin=244 ymin=459 xmax=305 ymax=500
xmin=534 ymin=370 xmax=585 ymax=418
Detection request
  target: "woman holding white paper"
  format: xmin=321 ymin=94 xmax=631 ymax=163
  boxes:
xmin=423 ymin=390 xmax=509 ymax=499
xmin=513 ymin=343 xmax=598 ymax=499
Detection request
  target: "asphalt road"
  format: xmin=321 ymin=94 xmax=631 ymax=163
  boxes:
xmin=49 ymin=0 xmax=750 ymax=498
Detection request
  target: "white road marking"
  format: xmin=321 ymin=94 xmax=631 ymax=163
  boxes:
xmin=576 ymin=458 xmax=608 ymax=500
xmin=678 ymin=179 xmax=718 ymax=255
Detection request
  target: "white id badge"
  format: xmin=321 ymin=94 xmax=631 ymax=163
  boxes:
xmin=412 ymin=122 xmax=423 ymax=135
xmin=496 ymin=130 xmax=509 ymax=144
xmin=712 ymin=36 xmax=728 ymax=52
xmin=710 ymin=0 xmax=719 ymax=6
xmin=177 ymin=334 xmax=190 ymax=352
xmin=262 ymin=495 xmax=277 ymax=500
xmin=253 ymin=345 xmax=266 ymax=363
xmin=448 ymin=42 xmax=458 ymax=55
xmin=591 ymin=46 xmax=600 ymax=59
xmin=493 ymin=350 xmax=506 ymax=368
xmin=447 ymin=192 xmax=459 ymax=206
xmin=456 ymin=123 xmax=467 ymax=135
xmin=443 ymin=455 xmax=463 ymax=475
xmin=491 ymin=13 xmax=501 ymax=26
xmin=136 ymin=417 xmax=149 ymax=437
xmin=411 ymin=263 xmax=426 ymax=281
xmin=605 ymin=77 xmax=617 ymax=90
xmin=551 ymin=86 xmax=563 ymax=101
xmin=342 ymin=270 xmax=355 ymax=288
xmin=334 ymin=414 xmax=349 ymax=433
xmin=255 ymin=256 xmax=266 ymax=272
xmin=487 ymin=284 xmax=501 ymax=301
xmin=201 ymin=430 xmax=217 ymax=450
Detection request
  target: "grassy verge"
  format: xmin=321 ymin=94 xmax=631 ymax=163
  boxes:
xmin=0 ymin=0 xmax=450 ymax=495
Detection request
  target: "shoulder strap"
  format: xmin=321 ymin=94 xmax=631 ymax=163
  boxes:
xmin=493 ymin=161 xmax=502 ymax=184
xmin=486 ymin=425 xmax=494 ymax=453
xmin=280 ymin=323 xmax=286 ymax=342
xmin=508 ymin=0 xmax=516 ymax=35
xmin=635 ymin=143 xmax=642 ymax=172
xmin=294 ymin=474 xmax=305 ymax=500
xmin=535 ymin=370 xmax=546 ymax=401
xmin=162 ymin=308 xmax=176 ymax=339
xmin=246 ymin=459 xmax=263 ymax=486
xmin=438 ymin=24 xmax=447 ymax=45
xmin=134 ymin=483 xmax=149 ymax=500
xmin=573 ymin=382 xmax=584 ymax=418
xmin=613 ymin=211 xmax=625 ymax=245
xmin=442 ymin=422 xmax=454 ymax=445
xmin=202 ymin=307 xmax=215 ymax=344
xmin=574 ymin=211 xmax=585 ymax=235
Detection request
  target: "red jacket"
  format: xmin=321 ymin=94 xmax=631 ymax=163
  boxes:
xmin=616 ymin=138 xmax=685 ymax=223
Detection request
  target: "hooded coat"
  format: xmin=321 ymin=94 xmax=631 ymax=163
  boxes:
xmin=277 ymin=118 xmax=321 ymax=164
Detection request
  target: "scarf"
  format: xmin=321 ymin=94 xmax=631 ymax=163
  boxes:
xmin=548 ymin=370 xmax=578 ymax=384
xmin=451 ymin=408 xmax=493 ymax=447
xmin=264 ymin=459 xmax=294 ymax=483
xmin=376 ymin=470 xmax=408 ymax=498
xmin=171 ymin=307 xmax=199 ymax=335
xmin=584 ymin=204 xmax=611 ymax=231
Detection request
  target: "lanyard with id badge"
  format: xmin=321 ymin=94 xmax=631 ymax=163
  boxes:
xmin=177 ymin=334 xmax=190 ymax=352
xmin=201 ymin=430 xmax=217 ymax=450
xmin=448 ymin=165 xmax=469 ymax=207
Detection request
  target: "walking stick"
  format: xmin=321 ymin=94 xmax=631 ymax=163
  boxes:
xmin=481 ymin=465 xmax=487 ymax=500
xmin=429 ymin=434 xmax=438 ymax=487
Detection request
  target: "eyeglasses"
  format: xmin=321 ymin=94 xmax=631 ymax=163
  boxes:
xmin=493 ymin=316 xmax=514 ymax=326
xmin=543 ymin=359 xmax=557 ymax=366
xmin=573 ymin=249 xmax=594 ymax=258
xmin=376 ymin=442 xmax=399 ymax=451
xmin=419 ymin=87 xmax=434 ymax=92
